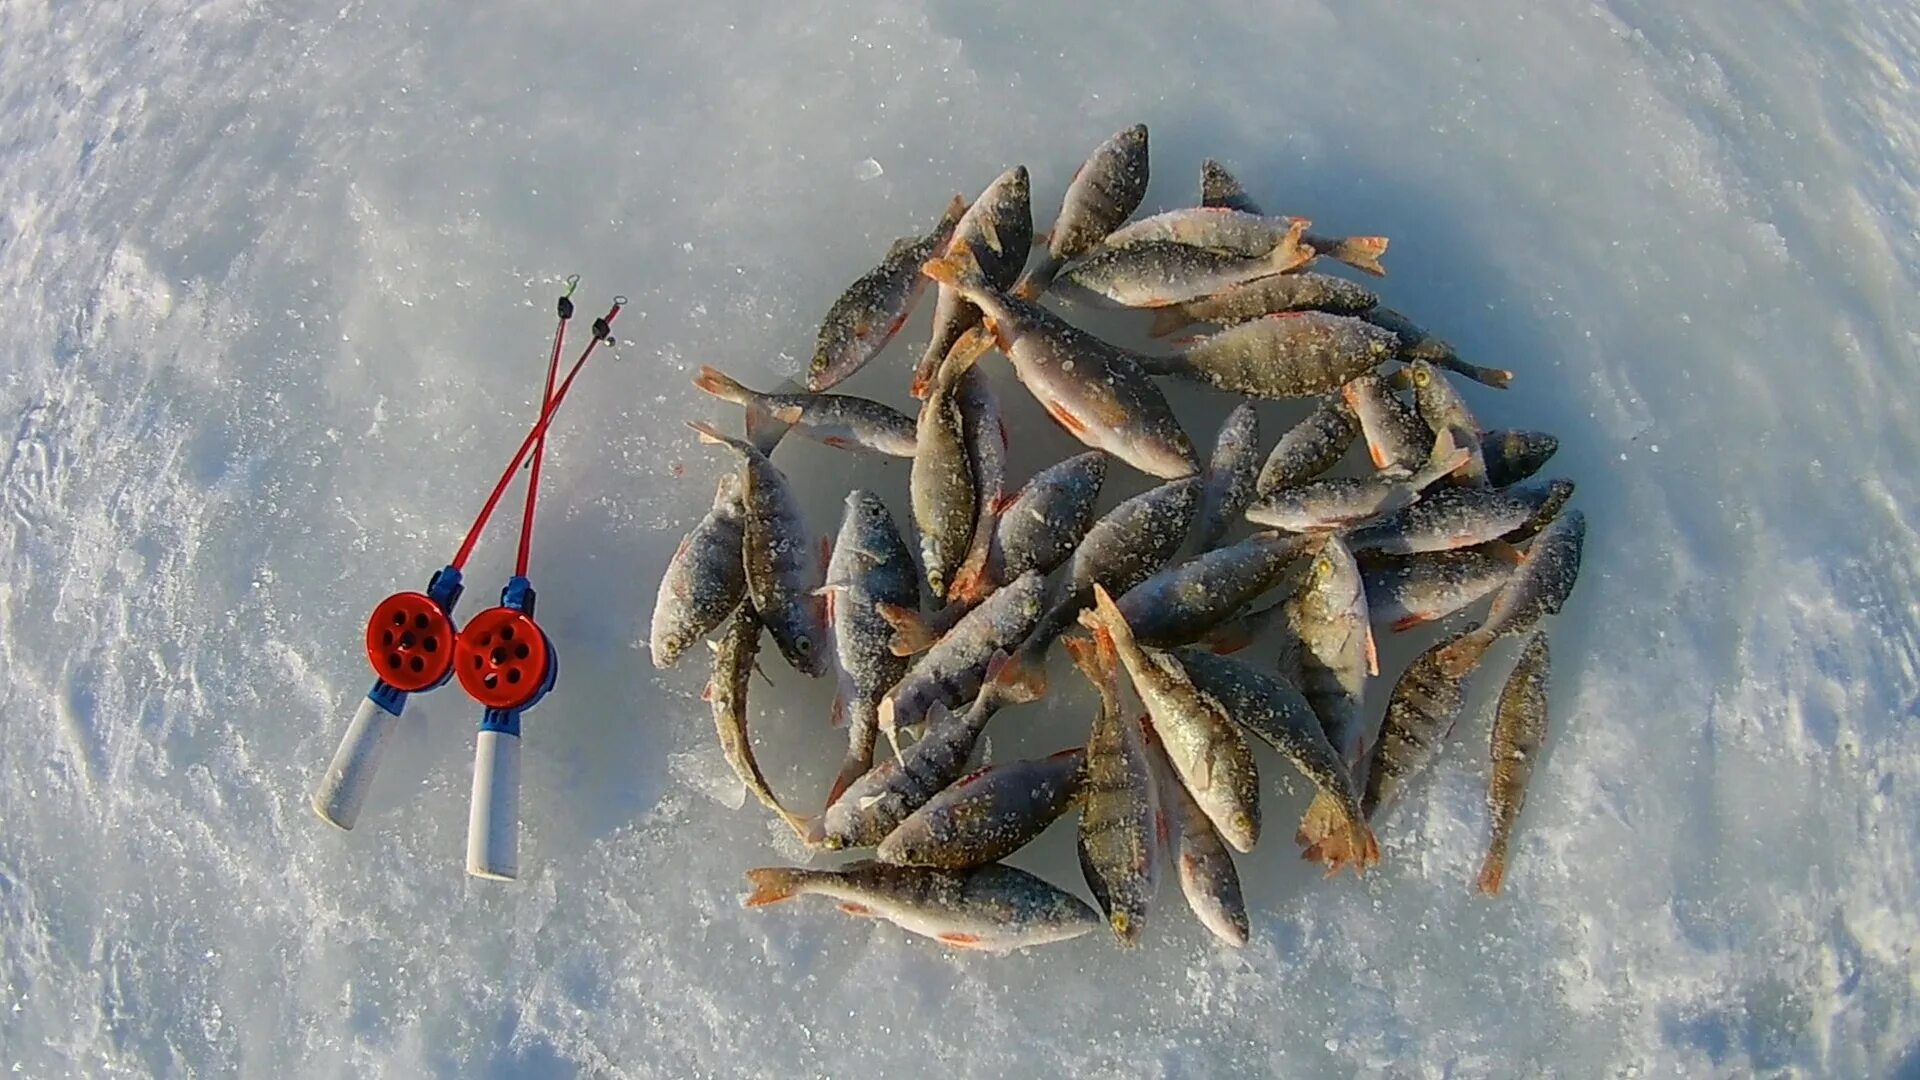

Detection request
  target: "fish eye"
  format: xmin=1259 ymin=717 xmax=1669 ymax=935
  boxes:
xmin=1411 ymin=366 xmax=1429 ymax=386
xmin=795 ymin=636 xmax=813 ymax=655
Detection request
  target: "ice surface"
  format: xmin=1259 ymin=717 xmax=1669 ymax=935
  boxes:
xmin=3 ymin=1 xmax=1919 ymax=1075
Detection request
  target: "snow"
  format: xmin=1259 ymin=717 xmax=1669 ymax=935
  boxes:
xmin=3 ymin=1 xmax=1919 ymax=1075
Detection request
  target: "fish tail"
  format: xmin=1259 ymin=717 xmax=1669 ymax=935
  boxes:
xmin=931 ymin=325 xmax=993 ymax=401
xmin=1269 ymin=217 xmax=1314 ymax=272
xmin=742 ymin=867 xmax=812 ymax=908
xmin=1332 ymin=236 xmax=1390 ymax=277
xmin=1147 ymin=308 xmax=1193 ymax=338
xmin=1434 ymin=631 xmax=1493 ymax=678
xmin=910 ymin=337 xmax=949 ymax=401
xmin=823 ymin=765 xmax=862 ymax=814
xmin=949 ymin=494 xmax=1012 ymax=606
xmin=1010 ymin=253 xmax=1061 ymax=300
xmin=875 ymin=696 xmax=914 ymax=766
xmin=876 ymin=602 xmax=934 ymax=656
xmin=1296 ymin=792 xmax=1363 ymax=874
xmin=1358 ymin=822 xmax=1382 ymax=868
xmin=947 ymin=534 xmax=994 ymax=606
xmin=937 ymin=193 xmax=970 ymax=233
xmin=686 ymin=419 xmax=737 ymax=449
xmin=1060 ymin=631 xmax=1097 ymax=678
xmin=1077 ymin=583 xmax=1136 ymax=655
xmin=1412 ymin=427 xmax=1471 ymax=488
xmin=1062 ymin=626 xmax=1120 ymax=708
xmin=986 ymin=647 xmax=1047 ymax=703
xmin=825 ymin=708 xmax=876 ymax=812
xmin=744 ymin=406 xmax=792 ymax=458
xmin=1483 ymin=540 xmax=1526 ymax=566
xmin=948 ymin=323 xmax=996 ymax=371
xmin=922 ymin=239 xmax=988 ymax=291
xmin=1448 ymin=358 xmax=1515 ymax=389
xmin=691 ymin=366 xmax=754 ymax=406
xmin=1474 ymin=840 xmax=1509 ymax=895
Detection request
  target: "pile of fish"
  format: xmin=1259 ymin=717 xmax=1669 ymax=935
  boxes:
xmin=650 ymin=125 xmax=1587 ymax=954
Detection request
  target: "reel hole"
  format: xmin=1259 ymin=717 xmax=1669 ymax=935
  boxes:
xmin=514 ymin=643 xmax=530 ymax=660
xmin=506 ymin=669 xmax=521 ymax=685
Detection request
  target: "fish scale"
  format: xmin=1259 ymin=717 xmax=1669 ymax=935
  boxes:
xmin=1080 ymin=584 xmax=1261 ymax=854
xmin=878 ymin=570 xmax=1047 ymax=739
xmin=821 ymin=490 xmax=921 ymax=810
xmin=878 ymin=748 xmax=1084 ymax=870
xmin=915 ymin=166 xmax=1035 ymax=397
xmin=1070 ymin=631 xmax=1161 ymax=946
xmin=743 ymin=861 xmax=1101 ymax=953
xmin=1146 ymin=311 xmax=1400 ymax=400
xmin=1193 ymin=403 xmax=1263 ymax=553
xmin=687 ymin=422 xmax=829 ymax=677
xmin=924 ymin=245 xmax=1199 ymax=479
xmin=651 ymin=124 xmax=1593 ymax=951
xmin=1477 ymin=631 xmax=1553 ymax=894
xmin=809 ymin=196 xmax=967 ymax=391
xmin=1016 ymin=124 xmax=1151 ymax=298
xmin=649 ymin=472 xmax=747 ymax=668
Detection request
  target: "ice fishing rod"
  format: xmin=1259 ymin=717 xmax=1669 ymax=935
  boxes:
xmin=453 ymin=289 xmax=623 ymax=880
xmin=311 ymin=280 xmax=623 ymax=858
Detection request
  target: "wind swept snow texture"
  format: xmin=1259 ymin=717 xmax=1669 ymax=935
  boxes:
xmin=3 ymin=2 xmax=1919 ymax=1076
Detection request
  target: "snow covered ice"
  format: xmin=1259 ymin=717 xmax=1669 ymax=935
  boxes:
xmin=4 ymin=1 xmax=1920 ymax=1075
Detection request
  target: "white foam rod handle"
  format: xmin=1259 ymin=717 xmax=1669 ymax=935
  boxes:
xmin=312 ymin=695 xmax=402 ymax=831
xmin=466 ymin=728 xmax=521 ymax=881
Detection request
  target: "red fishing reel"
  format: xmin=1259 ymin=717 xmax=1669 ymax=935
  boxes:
xmin=454 ymin=603 xmax=554 ymax=711
xmin=316 ymin=276 xmax=620 ymax=881
xmin=364 ymin=590 xmax=458 ymax=692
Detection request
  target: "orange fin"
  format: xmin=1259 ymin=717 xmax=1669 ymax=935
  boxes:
xmin=1333 ymin=236 xmax=1390 ymax=277
xmin=1060 ymin=633 xmax=1097 ymax=678
xmin=1484 ymin=540 xmax=1525 ymax=566
xmin=937 ymin=931 xmax=986 ymax=949
xmin=946 ymin=550 xmax=991 ymax=607
xmin=877 ymin=603 xmax=933 ymax=656
xmin=1044 ymin=400 xmax=1090 ymax=436
xmin=1475 ymin=855 xmax=1506 ymax=895
xmin=742 ymin=868 xmax=803 ymax=908
xmin=838 ymin=901 xmax=876 ymax=917
xmin=987 ymin=648 xmax=1048 ymax=702
xmin=1390 ymin=613 xmax=1432 ymax=633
